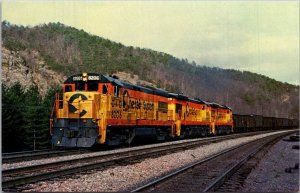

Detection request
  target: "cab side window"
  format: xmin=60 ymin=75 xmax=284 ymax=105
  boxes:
xmin=114 ymin=86 xmax=120 ymax=97
xmin=65 ymin=85 xmax=73 ymax=92
xmin=88 ymin=82 xmax=98 ymax=91
xmin=158 ymin=101 xmax=168 ymax=113
xmin=175 ymin=104 xmax=182 ymax=113
xmin=76 ymin=83 xmax=85 ymax=91
xmin=103 ymin=85 xmax=108 ymax=94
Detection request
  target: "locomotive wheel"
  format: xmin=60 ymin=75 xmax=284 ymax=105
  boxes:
xmin=200 ymin=129 xmax=207 ymax=137
xmin=181 ymin=128 xmax=189 ymax=138
xmin=226 ymin=128 xmax=230 ymax=135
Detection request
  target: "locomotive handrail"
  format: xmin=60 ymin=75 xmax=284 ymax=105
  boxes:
xmin=167 ymin=110 xmax=173 ymax=120
xmin=50 ymin=93 xmax=60 ymax=135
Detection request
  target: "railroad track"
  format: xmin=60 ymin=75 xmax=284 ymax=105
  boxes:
xmin=2 ymin=149 xmax=90 ymax=163
xmin=2 ymin=130 xmax=275 ymax=190
xmin=130 ymin=130 xmax=295 ymax=192
xmin=206 ymin=131 xmax=299 ymax=192
xmin=2 ymin=130 xmax=286 ymax=164
xmin=2 ymin=130 xmax=296 ymax=191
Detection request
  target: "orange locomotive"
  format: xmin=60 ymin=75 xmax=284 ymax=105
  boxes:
xmin=207 ymin=102 xmax=234 ymax=135
xmin=50 ymin=73 xmax=233 ymax=147
xmin=168 ymin=94 xmax=213 ymax=138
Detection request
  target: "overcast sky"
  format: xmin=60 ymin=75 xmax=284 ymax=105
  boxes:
xmin=2 ymin=1 xmax=299 ymax=85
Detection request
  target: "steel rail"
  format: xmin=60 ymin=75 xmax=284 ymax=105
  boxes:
xmin=2 ymin=149 xmax=90 ymax=163
xmin=202 ymin=132 xmax=288 ymax=192
xmin=3 ymin=130 xmax=295 ymax=190
xmin=2 ymin=149 xmax=51 ymax=156
xmin=130 ymin=130 xmax=295 ymax=192
xmin=2 ymin=130 xmax=274 ymax=176
xmin=2 ymin=133 xmax=246 ymax=175
xmin=1 ymin=131 xmax=274 ymax=189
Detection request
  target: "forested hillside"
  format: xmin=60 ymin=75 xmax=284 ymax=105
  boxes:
xmin=2 ymin=21 xmax=299 ymax=119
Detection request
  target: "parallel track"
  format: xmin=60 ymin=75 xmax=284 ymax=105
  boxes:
xmin=205 ymin=131 xmax=299 ymax=192
xmin=130 ymin=130 xmax=295 ymax=192
xmin=2 ymin=149 xmax=89 ymax=163
xmin=2 ymin=131 xmax=274 ymax=190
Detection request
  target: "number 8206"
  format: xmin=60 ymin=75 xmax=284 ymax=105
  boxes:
xmin=111 ymin=110 xmax=122 ymax=119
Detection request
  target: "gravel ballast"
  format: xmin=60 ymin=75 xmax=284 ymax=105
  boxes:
xmin=16 ymin=130 xmax=296 ymax=192
xmin=241 ymin=133 xmax=299 ymax=192
xmin=2 ymin=135 xmax=225 ymax=170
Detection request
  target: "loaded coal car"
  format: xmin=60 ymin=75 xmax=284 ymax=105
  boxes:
xmin=232 ymin=114 xmax=261 ymax=132
xmin=292 ymin=119 xmax=299 ymax=128
xmin=274 ymin=117 xmax=291 ymax=129
xmin=275 ymin=118 xmax=285 ymax=129
xmin=262 ymin=116 xmax=275 ymax=130
xmin=282 ymin=118 xmax=289 ymax=128
xmin=288 ymin=119 xmax=294 ymax=128
xmin=233 ymin=114 xmax=250 ymax=132
xmin=252 ymin=115 xmax=263 ymax=130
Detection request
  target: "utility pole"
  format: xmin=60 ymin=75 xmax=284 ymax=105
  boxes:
xmin=226 ymin=92 xmax=228 ymax=105
xmin=33 ymin=129 xmax=36 ymax=151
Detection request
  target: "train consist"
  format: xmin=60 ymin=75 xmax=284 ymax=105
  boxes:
xmin=50 ymin=73 xmax=299 ymax=147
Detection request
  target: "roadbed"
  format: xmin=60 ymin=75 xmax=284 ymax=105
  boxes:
xmin=241 ymin=132 xmax=299 ymax=192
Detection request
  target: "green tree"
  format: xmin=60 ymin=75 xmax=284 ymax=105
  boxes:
xmin=40 ymin=85 xmax=62 ymax=148
xmin=2 ymin=82 xmax=25 ymax=152
xmin=22 ymin=85 xmax=44 ymax=150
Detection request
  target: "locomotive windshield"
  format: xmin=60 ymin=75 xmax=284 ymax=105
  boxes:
xmin=72 ymin=82 xmax=99 ymax=91
xmin=64 ymin=73 xmax=103 ymax=92
xmin=75 ymin=82 xmax=85 ymax=91
xmin=88 ymin=82 xmax=99 ymax=91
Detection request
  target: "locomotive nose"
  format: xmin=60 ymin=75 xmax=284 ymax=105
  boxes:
xmin=52 ymin=92 xmax=101 ymax=147
xmin=68 ymin=93 xmax=88 ymax=117
xmin=66 ymin=92 xmax=99 ymax=119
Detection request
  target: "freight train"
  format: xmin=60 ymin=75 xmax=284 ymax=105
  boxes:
xmin=50 ymin=73 xmax=299 ymax=148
